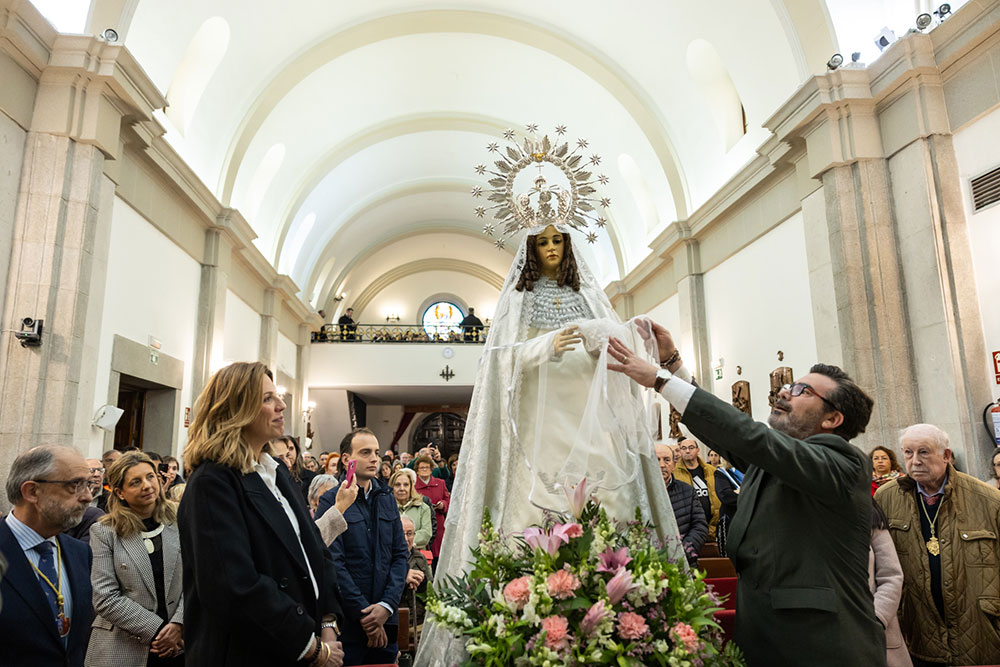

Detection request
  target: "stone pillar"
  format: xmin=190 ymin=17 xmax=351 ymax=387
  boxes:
xmin=674 ymin=239 xmax=712 ymax=388
xmin=295 ymin=323 xmax=313 ymax=440
xmin=259 ymin=287 xmax=279 ymax=375
xmin=191 ymin=225 xmax=232 ymax=398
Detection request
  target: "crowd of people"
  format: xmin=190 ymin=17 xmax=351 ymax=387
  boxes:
xmin=1 ymin=347 xmax=999 ymax=666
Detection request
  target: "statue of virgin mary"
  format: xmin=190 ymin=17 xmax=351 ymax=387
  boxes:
xmin=414 ymin=128 xmax=681 ymax=666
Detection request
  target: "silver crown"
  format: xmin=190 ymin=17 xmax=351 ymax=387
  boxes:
xmin=473 ymin=124 xmax=610 ymax=248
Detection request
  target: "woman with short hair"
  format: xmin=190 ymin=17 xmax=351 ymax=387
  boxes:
xmin=87 ymin=451 xmax=184 ymax=666
xmin=180 ymin=362 xmax=344 ymax=667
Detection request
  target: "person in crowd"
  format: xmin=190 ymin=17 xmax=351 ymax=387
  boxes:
xmin=875 ymin=423 xmax=1000 ymax=667
xmin=304 ymin=454 xmax=321 ymax=473
xmin=378 ymin=459 xmax=393 ymax=484
xmin=431 ymin=453 xmax=453 ymax=488
xmin=338 ymin=308 xmax=357 ymax=341
xmin=86 ymin=458 xmax=104 ymax=504
xmin=180 ymin=362 xmax=345 ymax=667
xmin=870 ymin=446 xmax=904 ymax=495
xmin=311 ymin=475 xmax=359 ymax=548
xmin=398 ymin=516 xmax=431 ymax=629
xmin=707 ymin=449 xmax=721 ymax=467
xmin=714 ymin=461 xmax=741 ymax=557
xmin=161 ymin=456 xmax=184 ymax=491
xmin=673 ymin=438 xmax=721 ymax=540
xmin=718 ymin=456 xmax=744 ymax=484
xmin=0 ymin=445 xmax=95 ymax=666
xmin=442 ymin=454 xmax=458 ymax=492
xmin=288 ymin=436 xmax=318 ymax=504
xmin=168 ymin=484 xmax=185 ymax=502
xmin=988 ymin=446 xmax=1000 ymax=489
xmin=63 ymin=457 xmax=107 ymax=544
xmin=391 ymin=469 xmax=432 ymax=550
xmin=319 ymin=452 xmax=330 ymax=469
xmin=413 ymin=455 xmax=449 ymax=561
xmin=384 ymin=450 xmax=396 ymax=462
xmin=87 ymin=451 xmax=184 ymax=666
xmin=399 ymin=452 xmax=412 ymax=467
xmin=325 ymin=452 xmax=342 ymax=478
xmin=98 ymin=450 xmax=121 ymax=511
xmin=609 ymin=320 xmax=884 ymax=666
xmin=309 ymin=474 xmax=339 ymax=516
xmin=655 ymin=443 xmax=707 ymax=565
xmin=147 ymin=452 xmax=163 ymax=466
xmin=318 ymin=428 xmax=408 ymax=666
xmin=459 ymin=307 xmax=485 ymax=342
xmin=392 ymin=460 xmax=404 ymax=473
xmin=868 ymin=500 xmax=911 ymax=667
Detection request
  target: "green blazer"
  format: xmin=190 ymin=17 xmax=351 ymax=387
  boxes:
xmin=681 ymin=388 xmax=884 ymax=667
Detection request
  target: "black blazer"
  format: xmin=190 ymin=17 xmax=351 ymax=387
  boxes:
xmin=0 ymin=518 xmax=94 ymax=667
xmin=178 ymin=460 xmax=344 ymax=667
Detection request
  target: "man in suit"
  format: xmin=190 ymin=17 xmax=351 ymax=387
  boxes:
xmin=317 ymin=428 xmax=408 ymax=666
xmin=0 ymin=445 xmax=96 ymax=667
xmin=609 ymin=322 xmax=884 ymax=667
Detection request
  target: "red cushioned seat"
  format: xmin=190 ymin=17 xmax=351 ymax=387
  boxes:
xmin=714 ymin=609 xmax=736 ymax=642
xmin=704 ymin=577 xmax=737 ymax=610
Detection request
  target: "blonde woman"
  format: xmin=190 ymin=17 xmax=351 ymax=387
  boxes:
xmin=87 ymin=451 xmax=184 ymax=666
xmin=390 ymin=469 xmax=431 ymax=550
xmin=179 ymin=362 xmax=344 ymax=667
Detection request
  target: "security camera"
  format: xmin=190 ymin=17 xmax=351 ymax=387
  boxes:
xmin=15 ymin=317 xmax=43 ymax=347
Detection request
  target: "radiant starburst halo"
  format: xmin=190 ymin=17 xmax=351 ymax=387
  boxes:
xmin=471 ymin=124 xmax=612 ymax=250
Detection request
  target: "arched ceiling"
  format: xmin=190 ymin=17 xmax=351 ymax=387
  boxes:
xmin=79 ymin=0 xmax=850 ymax=314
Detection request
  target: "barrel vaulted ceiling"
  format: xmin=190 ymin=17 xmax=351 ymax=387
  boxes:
xmin=62 ymin=0 xmax=955 ymax=317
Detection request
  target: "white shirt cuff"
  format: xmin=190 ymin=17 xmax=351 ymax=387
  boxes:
xmin=377 ymin=601 xmax=394 ymax=615
xmin=298 ymin=636 xmax=315 ymax=661
xmin=656 ymin=366 xmax=697 ymax=414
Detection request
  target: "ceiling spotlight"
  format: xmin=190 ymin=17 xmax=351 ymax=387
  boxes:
xmin=102 ymin=28 xmax=119 ymax=42
xmin=874 ymin=27 xmax=897 ymax=51
xmin=827 ymin=53 xmax=844 ymax=70
xmin=915 ymin=13 xmax=934 ymax=30
xmin=934 ymin=3 xmax=951 ymax=19
xmin=851 ymin=52 xmax=862 ymax=63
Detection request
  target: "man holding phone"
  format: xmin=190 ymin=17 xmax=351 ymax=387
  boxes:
xmin=317 ymin=428 xmax=408 ymax=666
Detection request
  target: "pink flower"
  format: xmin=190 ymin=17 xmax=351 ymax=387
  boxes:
xmin=617 ymin=611 xmax=649 ymax=641
xmin=597 ymin=546 xmax=632 ymax=574
xmin=546 ymin=569 xmax=581 ymax=599
xmin=671 ymin=621 xmax=700 ymax=652
xmin=580 ymin=600 xmax=609 ymax=637
xmin=524 ymin=525 xmax=572 ymax=556
xmin=605 ymin=568 xmax=638 ymax=604
xmin=551 ymin=522 xmax=583 ymax=543
xmin=563 ymin=523 xmax=584 ymax=539
xmin=540 ymin=615 xmax=570 ymax=650
xmin=503 ymin=576 xmax=532 ymax=609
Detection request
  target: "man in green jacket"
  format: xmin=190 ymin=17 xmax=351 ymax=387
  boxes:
xmin=608 ymin=321 xmax=885 ymax=667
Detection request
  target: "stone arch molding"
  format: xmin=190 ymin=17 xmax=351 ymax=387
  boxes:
xmin=219 ymin=9 xmax=692 ymax=219
xmin=345 ymin=258 xmax=505 ymax=320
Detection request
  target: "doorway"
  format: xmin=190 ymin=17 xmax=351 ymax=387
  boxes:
xmin=410 ymin=412 xmax=467 ymax=461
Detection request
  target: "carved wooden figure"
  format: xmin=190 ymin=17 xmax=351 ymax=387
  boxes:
xmin=732 ymin=380 xmax=752 ymax=417
xmin=768 ymin=366 xmax=794 ymax=408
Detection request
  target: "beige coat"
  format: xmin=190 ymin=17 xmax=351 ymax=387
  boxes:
xmin=869 ymin=528 xmax=912 ymax=667
xmin=875 ymin=466 xmax=1000 ymax=665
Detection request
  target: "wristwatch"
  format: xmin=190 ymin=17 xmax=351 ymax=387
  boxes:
xmin=653 ymin=368 xmax=672 ymax=393
xmin=320 ymin=619 xmax=340 ymax=635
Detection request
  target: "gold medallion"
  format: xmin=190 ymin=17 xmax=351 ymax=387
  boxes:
xmin=926 ymin=536 xmax=940 ymax=556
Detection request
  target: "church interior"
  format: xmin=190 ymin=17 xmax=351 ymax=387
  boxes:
xmin=1 ymin=0 xmax=999 ymax=501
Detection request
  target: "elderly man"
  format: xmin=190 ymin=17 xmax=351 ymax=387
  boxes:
xmin=0 ymin=445 xmax=96 ymax=666
xmin=656 ymin=443 xmax=707 ymax=565
xmin=398 ymin=516 xmax=431 ymax=627
xmin=609 ymin=321 xmax=884 ymax=667
xmin=399 ymin=452 xmax=412 ymax=467
xmin=875 ymin=424 xmax=1000 ymax=667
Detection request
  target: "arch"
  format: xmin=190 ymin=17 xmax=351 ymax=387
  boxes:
xmin=244 ymin=142 xmax=286 ymax=224
xmin=218 ymin=9 xmax=691 ymax=219
xmin=346 ymin=258 xmax=505 ymax=319
xmin=279 ymin=211 xmax=316 ymax=275
xmin=165 ymin=16 xmax=230 ymax=135
xmin=769 ymin=0 xmax=838 ymax=79
xmin=686 ymin=39 xmax=746 ymax=151
xmin=617 ymin=153 xmax=660 ymax=233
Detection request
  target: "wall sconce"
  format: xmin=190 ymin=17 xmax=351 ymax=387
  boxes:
xmin=385 ymin=313 xmax=400 ymax=323
xmin=276 ymin=384 xmax=287 ymax=397
xmin=303 ymin=400 xmax=316 ymax=419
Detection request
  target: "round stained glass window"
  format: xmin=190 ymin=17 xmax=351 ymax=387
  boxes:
xmin=422 ymin=301 xmax=464 ymax=338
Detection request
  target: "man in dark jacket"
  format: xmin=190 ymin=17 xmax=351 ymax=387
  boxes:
xmin=610 ymin=322 xmax=884 ymax=667
xmin=656 ymin=443 xmax=707 ymax=565
xmin=318 ymin=428 xmax=408 ymax=666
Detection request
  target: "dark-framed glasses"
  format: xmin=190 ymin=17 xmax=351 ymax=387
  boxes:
xmin=33 ymin=478 xmax=91 ymax=495
xmin=781 ymin=383 xmax=840 ymax=413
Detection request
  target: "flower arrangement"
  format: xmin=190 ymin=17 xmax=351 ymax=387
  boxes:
xmin=427 ymin=479 xmax=745 ymax=667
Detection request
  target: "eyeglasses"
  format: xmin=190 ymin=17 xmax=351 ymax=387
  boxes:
xmin=89 ymin=467 xmax=105 ymax=474
xmin=782 ymin=383 xmax=840 ymax=412
xmin=33 ymin=478 xmax=91 ymax=495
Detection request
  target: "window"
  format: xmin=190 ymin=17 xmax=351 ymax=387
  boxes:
xmin=422 ymin=301 xmax=464 ymax=338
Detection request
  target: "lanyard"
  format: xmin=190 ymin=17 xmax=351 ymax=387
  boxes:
xmin=29 ymin=539 xmax=70 ymax=637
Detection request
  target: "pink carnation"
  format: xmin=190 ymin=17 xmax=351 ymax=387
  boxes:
xmin=540 ymin=615 xmax=570 ymax=650
xmin=617 ymin=611 xmax=649 ymax=641
xmin=503 ymin=576 xmax=532 ymax=609
xmin=671 ymin=621 xmax=700 ymax=652
xmin=546 ymin=569 xmax=581 ymax=599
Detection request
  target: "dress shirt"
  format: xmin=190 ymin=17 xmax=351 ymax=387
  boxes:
xmin=5 ymin=510 xmax=74 ymax=623
xmin=655 ymin=365 xmax=698 ymax=414
xmin=916 ymin=471 xmax=949 ymax=504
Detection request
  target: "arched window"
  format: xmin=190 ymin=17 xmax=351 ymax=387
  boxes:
xmin=422 ymin=301 xmax=464 ymax=338
xmin=686 ymin=39 xmax=747 ymax=151
xmin=165 ymin=17 xmax=230 ymax=135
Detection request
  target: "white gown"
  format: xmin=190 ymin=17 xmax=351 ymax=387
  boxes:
xmin=414 ymin=228 xmax=680 ymax=667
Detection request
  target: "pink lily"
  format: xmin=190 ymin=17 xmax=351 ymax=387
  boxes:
xmin=597 ymin=546 xmax=632 ymax=574
xmin=563 ymin=477 xmax=589 ymax=519
xmin=551 ymin=522 xmax=582 ymax=543
xmin=580 ymin=599 xmax=608 ymax=637
xmin=523 ymin=526 xmax=565 ymax=556
xmin=606 ymin=568 xmax=638 ymax=605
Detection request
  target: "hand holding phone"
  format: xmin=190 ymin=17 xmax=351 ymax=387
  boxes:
xmin=344 ymin=459 xmax=357 ymax=487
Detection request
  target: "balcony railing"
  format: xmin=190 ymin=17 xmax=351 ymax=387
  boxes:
xmin=312 ymin=323 xmax=489 ymax=344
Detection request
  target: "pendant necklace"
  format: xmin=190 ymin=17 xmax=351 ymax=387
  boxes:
xmin=140 ymin=523 xmax=164 ymax=554
xmin=919 ymin=496 xmax=943 ymax=556
xmin=30 ymin=539 xmax=71 ymax=637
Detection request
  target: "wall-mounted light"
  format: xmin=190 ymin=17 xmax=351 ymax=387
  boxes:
xmin=102 ymin=28 xmax=119 ymax=42
xmin=385 ymin=313 xmax=400 ymax=323
xmin=826 ymin=53 xmax=844 ymax=70
xmin=303 ymin=400 xmax=316 ymax=418
xmin=874 ymin=27 xmax=897 ymax=51
xmin=276 ymin=384 xmax=287 ymax=397
xmin=934 ymin=3 xmax=951 ymax=20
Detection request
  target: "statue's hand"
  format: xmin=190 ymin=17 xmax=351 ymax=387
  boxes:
xmin=553 ymin=326 xmax=584 ymax=357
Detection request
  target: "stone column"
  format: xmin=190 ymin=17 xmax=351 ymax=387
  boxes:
xmin=259 ymin=287 xmax=279 ymax=375
xmin=674 ymin=239 xmax=712 ymax=388
xmin=191 ymin=225 xmax=232 ymax=398
xmin=295 ymin=323 xmax=313 ymax=440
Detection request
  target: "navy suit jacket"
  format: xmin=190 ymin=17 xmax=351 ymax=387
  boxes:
xmin=319 ymin=480 xmax=408 ymax=629
xmin=0 ymin=517 xmax=94 ymax=667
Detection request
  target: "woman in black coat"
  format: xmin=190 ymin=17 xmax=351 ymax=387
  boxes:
xmin=179 ymin=362 xmax=344 ymax=667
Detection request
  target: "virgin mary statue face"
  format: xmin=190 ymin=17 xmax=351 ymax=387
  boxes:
xmin=535 ymin=225 xmax=564 ymax=276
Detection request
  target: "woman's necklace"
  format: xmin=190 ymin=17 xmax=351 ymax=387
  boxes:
xmin=919 ymin=497 xmax=943 ymax=556
xmin=139 ymin=522 xmax=164 ymax=554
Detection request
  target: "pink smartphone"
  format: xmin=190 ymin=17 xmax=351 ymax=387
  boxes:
xmin=344 ymin=459 xmax=357 ymax=487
